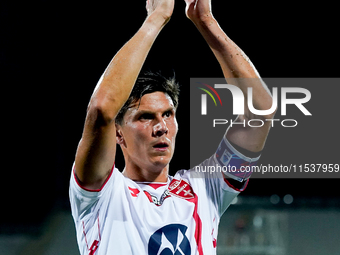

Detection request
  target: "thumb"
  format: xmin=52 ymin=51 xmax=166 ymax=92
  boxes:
xmin=184 ymin=0 xmax=197 ymax=18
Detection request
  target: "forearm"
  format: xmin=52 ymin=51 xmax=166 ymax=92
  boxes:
xmin=192 ymin=14 xmax=275 ymax=153
xmin=89 ymin=13 xmax=168 ymax=122
xmin=193 ymin=16 xmax=273 ymax=116
xmin=194 ymin=16 xmax=259 ymax=79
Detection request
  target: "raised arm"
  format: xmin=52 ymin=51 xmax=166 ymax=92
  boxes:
xmin=185 ymin=0 xmax=276 ymax=152
xmin=74 ymin=0 xmax=174 ymax=190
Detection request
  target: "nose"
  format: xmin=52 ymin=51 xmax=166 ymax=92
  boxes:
xmin=152 ymin=119 xmax=168 ymax=137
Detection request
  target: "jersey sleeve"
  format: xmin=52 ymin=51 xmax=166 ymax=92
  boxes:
xmin=189 ymin=156 xmax=239 ymax=217
xmin=188 ymin=135 xmax=261 ymax=217
xmin=69 ymin=162 xmax=116 ymax=223
xmin=69 ymin=163 xmax=121 ymax=255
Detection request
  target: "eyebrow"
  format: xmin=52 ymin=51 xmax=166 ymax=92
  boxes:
xmin=134 ymin=107 xmax=176 ymax=116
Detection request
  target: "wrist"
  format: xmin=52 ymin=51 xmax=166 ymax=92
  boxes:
xmin=139 ymin=14 xmax=167 ymax=39
xmin=145 ymin=10 xmax=171 ymax=30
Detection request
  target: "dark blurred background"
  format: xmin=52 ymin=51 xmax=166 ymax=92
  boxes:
xmin=1 ymin=1 xmax=339 ymax=254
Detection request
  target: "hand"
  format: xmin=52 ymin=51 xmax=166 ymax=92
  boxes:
xmin=146 ymin=0 xmax=174 ymax=23
xmin=184 ymin=0 xmax=213 ymax=23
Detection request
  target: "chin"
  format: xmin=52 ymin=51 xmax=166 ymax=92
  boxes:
xmin=150 ymin=156 xmax=171 ymax=170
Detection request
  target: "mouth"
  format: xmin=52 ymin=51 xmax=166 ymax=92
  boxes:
xmin=152 ymin=142 xmax=169 ymax=151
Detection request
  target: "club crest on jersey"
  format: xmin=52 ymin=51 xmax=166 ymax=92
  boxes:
xmin=148 ymin=224 xmax=191 ymax=255
xmin=168 ymin=179 xmax=195 ymax=199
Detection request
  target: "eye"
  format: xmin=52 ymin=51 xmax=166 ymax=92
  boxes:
xmin=139 ymin=113 xmax=154 ymax=120
xmin=164 ymin=110 xmax=173 ymax=118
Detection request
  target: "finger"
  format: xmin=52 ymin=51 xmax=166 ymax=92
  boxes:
xmin=146 ymin=0 xmax=152 ymax=15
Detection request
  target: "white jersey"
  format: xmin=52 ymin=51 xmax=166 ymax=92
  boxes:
xmin=69 ymin=148 xmax=250 ymax=255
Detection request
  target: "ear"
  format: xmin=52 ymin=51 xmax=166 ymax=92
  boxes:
xmin=115 ymin=124 xmax=125 ymax=146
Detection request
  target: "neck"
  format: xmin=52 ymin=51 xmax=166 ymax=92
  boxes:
xmin=122 ymin=161 xmax=169 ymax=183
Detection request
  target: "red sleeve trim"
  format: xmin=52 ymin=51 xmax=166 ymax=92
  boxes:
xmin=73 ymin=163 xmax=115 ymax=192
xmin=223 ymin=178 xmax=249 ymax=192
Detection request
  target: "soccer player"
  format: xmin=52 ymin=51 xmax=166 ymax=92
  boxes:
xmin=69 ymin=0 xmax=275 ymax=254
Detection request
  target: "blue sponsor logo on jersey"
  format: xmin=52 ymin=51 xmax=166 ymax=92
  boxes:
xmin=148 ymin=224 xmax=191 ymax=255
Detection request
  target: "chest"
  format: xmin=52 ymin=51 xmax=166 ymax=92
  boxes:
xmin=124 ymin=179 xmax=198 ymax=223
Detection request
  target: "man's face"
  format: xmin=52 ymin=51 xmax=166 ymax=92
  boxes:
xmin=117 ymin=91 xmax=178 ymax=172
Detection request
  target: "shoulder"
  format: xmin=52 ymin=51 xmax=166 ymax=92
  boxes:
xmin=69 ymin=164 xmax=124 ymax=206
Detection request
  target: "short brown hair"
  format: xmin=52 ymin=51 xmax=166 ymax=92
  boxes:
xmin=115 ymin=71 xmax=180 ymax=125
